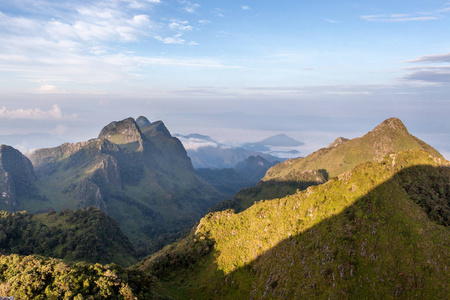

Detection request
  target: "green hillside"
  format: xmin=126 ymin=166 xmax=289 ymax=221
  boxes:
xmin=25 ymin=117 xmax=221 ymax=257
xmin=216 ymin=118 xmax=444 ymax=213
xmin=264 ymin=118 xmax=442 ymax=181
xmin=138 ymin=150 xmax=449 ymax=299
xmin=0 ymin=207 xmax=137 ymax=266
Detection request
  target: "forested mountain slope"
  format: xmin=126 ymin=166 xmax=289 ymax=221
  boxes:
xmin=139 ymin=150 xmax=449 ymax=299
xmin=24 ymin=116 xmax=221 ymax=256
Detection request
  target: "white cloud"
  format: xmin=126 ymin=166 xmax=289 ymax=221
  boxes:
xmin=38 ymin=84 xmax=62 ymax=93
xmin=182 ymin=140 xmax=219 ymax=151
xmin=361 ymin=14 xmax=438 ymax=22
xmin=325 ymin=18 xmax=339 ymax=24
xmin=361 ymin=4 xmax=450 ymax=22
xmin=405 ymin=52 xmax=450 ymax=63
xmin=155 ymin=34 xmax=186 ymax=44
xmin=177 ymin=136 xmax=219 ymax=151
xmin=169 ymin=20 xmax=193 ymax=31
xmin=212 ymin=8 xmax=225 ymax=17
xmin=242 ymin=5 xmax=251 ymax=10
xmin=0 ymin=105 xmax=76 ymax=120
xmin=180 ymin=0 xmax=200 ymax=13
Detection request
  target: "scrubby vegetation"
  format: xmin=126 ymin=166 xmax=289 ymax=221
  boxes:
xmin=0 ymin=254 xmax=155 ymax=299
xmin=0 ymin=207 xmax=137 ymax=266
xmin=139 ymin=150 xmax=450 ymax=299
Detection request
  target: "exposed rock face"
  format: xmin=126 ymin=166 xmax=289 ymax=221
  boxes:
xmin=0 ymin=145 xmax=36 ymax=208
xmin=372 ymin=117 xmax=409 ymax=135
xmin=25 ymin=116 xmax=221 ymax=256
xmin=98 ymin=117 xmax=146 ymax=151
xmin=327 ymin=137 xmax=349 ymax=149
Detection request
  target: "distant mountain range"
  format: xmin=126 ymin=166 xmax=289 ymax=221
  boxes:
xmin=174 ymin=133 xmax=282 ymax=169
xmin=196 ymin=155 xmax=280 ymax=199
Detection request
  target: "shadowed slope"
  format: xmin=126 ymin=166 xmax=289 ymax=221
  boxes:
xmin=138 ymin=150 xmax=449 ymax=299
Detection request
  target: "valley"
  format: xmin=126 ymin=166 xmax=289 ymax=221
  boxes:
xmin=0 ymin=117 xmax=448 ymax=299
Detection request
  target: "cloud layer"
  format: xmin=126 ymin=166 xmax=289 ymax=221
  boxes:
xmin=0 ymin=105 xmax=76 ymax=120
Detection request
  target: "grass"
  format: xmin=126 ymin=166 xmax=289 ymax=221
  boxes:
xmin=138 ymin=149 xmax=450 ymax=299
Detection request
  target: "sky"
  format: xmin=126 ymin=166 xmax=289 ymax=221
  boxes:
xmin=0 ymin=0 xmax=449 ymax=159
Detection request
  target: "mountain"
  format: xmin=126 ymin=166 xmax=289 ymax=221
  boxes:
xmin=196 ymin=156 xmax=280 ymax=199
xmin=24 ymin=116 xmax=221 ymax=256
xmin=265 ymin=118 xmax=442 ymax=181
xmin=0 ymin=145 xmax=37 ymax=209
xmin=235 ymin=155 xmax=280 ymax=182
xmin=242 ymin=133 xmax=304 ymax=152
xmin=216 ymin=118 xmax=445 ymax=213
xmin=0 ymin=207 xmax=137 ymax=266
xmin=175 ymin=133 xmax=281 ymax=169
xmin=138 ymin=149 xmax=450 ymax=299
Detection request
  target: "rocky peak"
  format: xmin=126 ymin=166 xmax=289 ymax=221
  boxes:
xmin=98 ymin=117 xmax=147 ymax=151
xmin=371 ymin=117 xmax=409 ymax=136
xmin=136 ymin=116 xmax=151 ymax=128
xmin=327 ymin=136 xmax=349 ymax=149
xmin=327 ymin=137 xmax=350 ymax=149
xmin=142 ymin=120 xmax=172 ymax=137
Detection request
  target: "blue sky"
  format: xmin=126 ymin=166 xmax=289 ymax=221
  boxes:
xmin=0 ymin=0 xmax=449 ymax=158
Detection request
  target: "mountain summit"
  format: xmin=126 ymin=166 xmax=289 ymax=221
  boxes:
xmin=25 ymin=116 xmax=221 ymax=256
xmin=216 ymin=117 xmax=444 ymax=214
xmin=264 ymin=117 xmax=442 ymax=181
xmin=242 ymin=133 xmax=304 ymax=152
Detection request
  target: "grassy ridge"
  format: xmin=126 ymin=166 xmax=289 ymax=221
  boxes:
xmin=264 ymin=118 xmax=443 ymax=181
xmin=139 ymin=150 xmax=449 ymax=299
xmin=215 ymin=118 xmax=445 ymax=215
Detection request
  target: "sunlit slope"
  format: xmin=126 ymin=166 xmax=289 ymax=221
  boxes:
xmin=216 ymin=118 xmax=444 ymax=214
xmin=139 ymin=149 xmax=449 ymax=299
xmin=264 ymin=117 xmax=442 ymax=181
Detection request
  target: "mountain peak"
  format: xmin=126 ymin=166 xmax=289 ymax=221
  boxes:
xmin=327 ymin=137 xmax=349 ymax=149
xmin=98 ymin=117 xmax=146 ymax=151
xmin=136 ymin=116 xmax=151 ymax=128
xmin=140 ymin=120 xmax=172 ymax=137
xmin=372 ymin=117 xmax=409 ymax=135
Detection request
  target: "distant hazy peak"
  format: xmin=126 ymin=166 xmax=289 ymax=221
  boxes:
xmin=258 ymin=134 xmax=304 ymax=146
xmin=327 ymin=137 xmax=349 ymax=149
xmin=136 ymin=116 xmax=151 ymax=128
xmin=372 ymin=117 xmax=409 ymax=135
